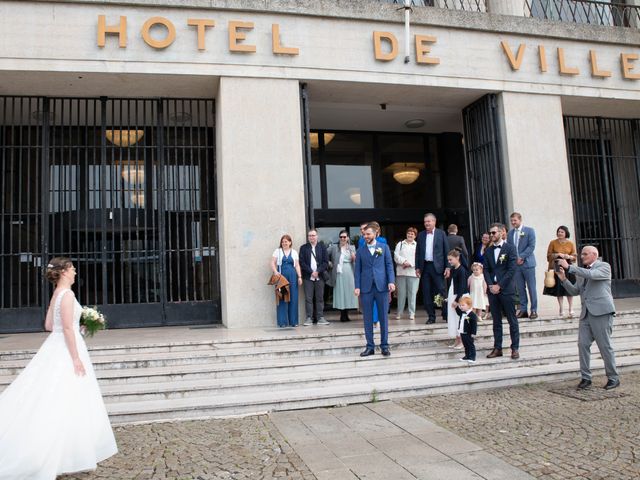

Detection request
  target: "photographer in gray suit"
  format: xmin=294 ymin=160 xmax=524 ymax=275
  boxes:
xmin=557 ymin=246 xmax=620 ymax=390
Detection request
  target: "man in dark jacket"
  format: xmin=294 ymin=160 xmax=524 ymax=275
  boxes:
xmin=483 ymin=223 xmax=520 ymax=359
xmin=299 ymin=229 xmax=330 ymax=326
xmin=415 ymin=213 xmax=450 ymax=324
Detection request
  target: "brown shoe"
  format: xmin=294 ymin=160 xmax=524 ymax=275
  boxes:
xmin=511 ymin=349 xmax=520 ymax=359
xmin=529 ymin=312 xmax=538 ymax=320
xmin=516 ymin=311 xmax=529 ymax=319
xmin=486 ymin=348 xmax=503 ymax=358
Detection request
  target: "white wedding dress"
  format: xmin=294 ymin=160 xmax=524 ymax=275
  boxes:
xmin=0 ymin=289 xmax=117 ymax=479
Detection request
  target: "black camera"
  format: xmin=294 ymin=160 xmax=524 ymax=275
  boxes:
xmin=554 ymin=259 xmax=563 ymax=273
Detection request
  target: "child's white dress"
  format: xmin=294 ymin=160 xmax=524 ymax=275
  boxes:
xmin=469 ymin=274 xmax=487 ymax=310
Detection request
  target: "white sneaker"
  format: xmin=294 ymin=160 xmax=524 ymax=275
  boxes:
xmin=395 ymin=314 xmax=401 ymax=320
xmin=317 ymin=317 xmax=330 ymax=326
xmin=303 ymin=318 xmax=313 ymax=326
xmin=409 ymin=314 xmax=415 ymax=320
xmin=467 ymin=359 xmax=477 ymax=364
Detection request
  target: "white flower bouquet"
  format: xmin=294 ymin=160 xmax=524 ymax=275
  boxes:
xmin=80 ymin=306 xmax=106 ymax=337
xmin=433 ymin=294 xmax=445 ymax=308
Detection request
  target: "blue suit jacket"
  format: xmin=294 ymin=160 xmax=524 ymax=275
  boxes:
xmin=507 ymin=226 xmax=537 ymax=268
xmin=355 ymin=243 xmax=395 ymax=294
xmin=415 ymin=228 xmax=449 ymax=274
xmin=483 ymin=242 xmax=517 ymax=295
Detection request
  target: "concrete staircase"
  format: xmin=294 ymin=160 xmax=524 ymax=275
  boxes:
xmin=1 ymin=314 xmax=639 ymax=425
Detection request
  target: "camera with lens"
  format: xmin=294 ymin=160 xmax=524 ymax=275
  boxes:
xmin=554 ymin=259 xmax=563 ymax=273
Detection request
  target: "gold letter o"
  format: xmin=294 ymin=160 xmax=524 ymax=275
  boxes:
xmin=141 ymin=17 xmax=176 ymax=49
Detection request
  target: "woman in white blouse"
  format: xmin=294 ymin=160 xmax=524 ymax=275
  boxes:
xmin=394 ymin=227 xmax=419 ymax=320
xmin=270 ymin=234 xmax=302 ymax=327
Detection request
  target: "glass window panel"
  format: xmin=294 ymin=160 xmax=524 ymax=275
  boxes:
xmin=378 ymin=134 xmax=429 ymax=209
xmin=324 ymin=133 xmax=374 ymax=209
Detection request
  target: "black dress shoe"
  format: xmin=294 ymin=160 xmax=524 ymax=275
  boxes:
xmin=381 ymin=348 xmax=391 ymax=357
xmin=577 ymin=379 xmax=592 ymax=390
xmin=603 ymin=378 xmax=620 ymax=390
xmin=426 ymin=319 xmax=435 ymax=324
xmin=516 ymin=311 xmax=529 ymax=319
xmin=360 ymin=348 xmax=375 ymax=357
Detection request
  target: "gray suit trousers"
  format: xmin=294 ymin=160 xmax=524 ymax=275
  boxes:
xmin=578 ymin=312 xmax=619 ymax=381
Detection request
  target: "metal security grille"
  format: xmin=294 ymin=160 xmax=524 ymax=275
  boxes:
xmin=462 ymin=94 xmax=507 ymax=241
xmin=0 ymin=96 xmax=219 ymax=332
xmin=564 ymin=116 xmax=640 ymax=295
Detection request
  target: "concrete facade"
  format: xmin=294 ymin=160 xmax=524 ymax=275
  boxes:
xmin=216 ymin=77 xmax=305 ymax=327
xmin=0 ymin=0 xmax=638 ymax=327
xmin=497 ymin=92 xmax=575 ymax=304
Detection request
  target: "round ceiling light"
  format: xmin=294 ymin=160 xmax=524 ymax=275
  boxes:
xmin=404 ymin=119 xmax=425 ymax=129
xmin=393 ymin=167 xmax=420 ymax=185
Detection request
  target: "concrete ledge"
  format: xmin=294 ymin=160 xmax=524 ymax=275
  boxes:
xmin=24 ymin=0 xmax=640 ymax=45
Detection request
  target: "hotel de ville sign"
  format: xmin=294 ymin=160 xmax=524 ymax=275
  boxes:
xmin=97 ymin=15 xmax=640 ymax=81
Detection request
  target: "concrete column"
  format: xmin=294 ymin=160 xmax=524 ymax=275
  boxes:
xmin=216 ymin=77 xmax=306 ymax=328
xmin=496 ymin=92 xmax=578 ymax=313
xmin=486 ymin=0 xmax=527 ymax=16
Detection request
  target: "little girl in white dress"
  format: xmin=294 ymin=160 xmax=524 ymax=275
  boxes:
xmin=468 ymin=262 xmax=488 ymax=321
xmin=0 ymin=257 xmax=117 ymax=479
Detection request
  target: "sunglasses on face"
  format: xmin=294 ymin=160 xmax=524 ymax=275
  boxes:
xmin=339 ymin=236 xmax=348 ymax=239
xmin=489 ymin=231 xmax=499 ymax=235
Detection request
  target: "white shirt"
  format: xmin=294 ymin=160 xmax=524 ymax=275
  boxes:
xmin=310 ymin=244 xmax=318 ymax=272
xmin=513 ymin=225 xmax=523 ymax=251
xmin=424 ymin=231 xmax=435 ymax=261
xmin=272 ymin=248 xmax=299 ymax=267
xmin=493 ymin=241 xmax=505 ymax=263
xmin=368 ymin=241 xmax=377 ymax=255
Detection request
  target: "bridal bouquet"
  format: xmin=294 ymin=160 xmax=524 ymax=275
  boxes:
xmin=80 ymin=306 xmax=107 ymax=337
xmin=433 ymin=294 xmax=445 ymax=308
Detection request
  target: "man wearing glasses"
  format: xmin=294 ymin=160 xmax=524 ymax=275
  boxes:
xmin=483 ymin=223 xmax=520 ymax=359
xmin=557 ymin=246 xmax=620 ymax=390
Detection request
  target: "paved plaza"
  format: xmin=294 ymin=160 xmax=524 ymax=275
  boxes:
xmin=60 ymin=371 xmax=639 ymax=480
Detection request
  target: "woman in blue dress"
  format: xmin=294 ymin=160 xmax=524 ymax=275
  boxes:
xmin=270 ymin=234 xmax=303 ymax=328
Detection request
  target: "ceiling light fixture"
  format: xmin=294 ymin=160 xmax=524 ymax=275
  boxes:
xmin=309 ymin=132 xmax=336 ymax=149
xmin=404 ymin=119 xmax=425 ymax=129
xmin=105 ymin=129 xmax=144 ymax=147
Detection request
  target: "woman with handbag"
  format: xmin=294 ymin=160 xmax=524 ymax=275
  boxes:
xmin=542 ymin=226 xmax=578 ymax=318
xmin=327 ymin=230 xmax=358 ymax=322
xmin=270 ymin=234 xmax=302 ymax=328
xmin=393 ymin=227 xmax=419 ymax=320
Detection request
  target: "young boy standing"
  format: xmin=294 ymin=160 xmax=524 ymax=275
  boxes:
xmin=458 ymin=295 xmax=479 ymax=364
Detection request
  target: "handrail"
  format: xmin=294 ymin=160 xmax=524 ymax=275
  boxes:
xmin=381 ymin=0 xmax=638 ymax=28
xmin=524 ymin=0 xmax=640 ymax=28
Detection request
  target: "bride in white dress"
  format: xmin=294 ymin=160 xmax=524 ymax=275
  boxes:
xmin=0 ymin=257 xmax=117 ymax=479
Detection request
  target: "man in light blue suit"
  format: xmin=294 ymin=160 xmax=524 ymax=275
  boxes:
xmin=507 ymin=212 xmax=538 ymax=320
xmin=354 ymin=224 xmax=396 ymax=357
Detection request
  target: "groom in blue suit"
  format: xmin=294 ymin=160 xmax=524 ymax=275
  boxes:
xmin=355 ymin=223 xmax=396 ymax=357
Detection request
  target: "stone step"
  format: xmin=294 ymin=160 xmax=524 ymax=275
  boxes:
xmin=0 ymin=318 xmax=637 ymax=376
xmin=0 ymin=327 xmax=636 ymax=389
xmin=97 ymin=339 xmax=640 ymax=403
xmin=106 ymin=355 xmax=640 ymax=424
xmin=2 ymin=313 xmax=636 ymax=361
